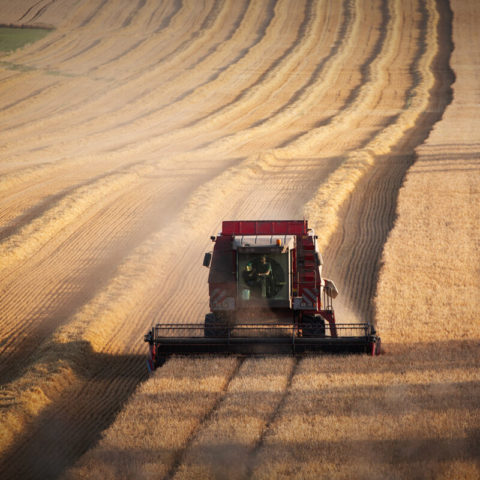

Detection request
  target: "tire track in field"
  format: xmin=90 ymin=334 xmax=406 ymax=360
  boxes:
xmin=17 ymin=0 xmax=50 ymax=22
xmin=244 ymin=358 xmax=299 ymax=478
xmin=161 ymin=357 xmax=296 ymax=479
xmin=8 ymin=0 xmax=110 ymax=60
xmin=78 ymin=0 xmax=109 ymax=28
xmin=14 ymin=0 xmax=113 ymax=66
xmin=28 ymin=0 xmax=59 ymax=23
xmin=164 ymin=357 xmax=245 ymax=480
xmin=121 ymin=0 xmax=147 ymax=28
xmin=1 ymin=0 xmax=171 ymax=81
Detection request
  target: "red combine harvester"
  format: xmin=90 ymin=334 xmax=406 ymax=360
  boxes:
xmin=145 ymin=220 xmax=381 ymax=370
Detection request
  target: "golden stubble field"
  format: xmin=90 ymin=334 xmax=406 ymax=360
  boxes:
xmin=0 ymin=0 xmax=478 ymax=478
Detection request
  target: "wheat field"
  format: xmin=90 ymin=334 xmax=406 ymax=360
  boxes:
xmin=0 ymin=0 xmax=478 ymax=479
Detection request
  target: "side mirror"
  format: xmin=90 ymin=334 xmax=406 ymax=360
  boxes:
xmin=203 ymin=252 xmax=212 ymax=267
xmin=315 ymin=252 xmax=323 ymax=266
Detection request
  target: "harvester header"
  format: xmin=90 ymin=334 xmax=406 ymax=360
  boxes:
xmin=145 ymin=220 xmax=380 ymax=370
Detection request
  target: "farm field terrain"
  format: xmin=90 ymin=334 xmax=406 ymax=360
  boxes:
xmin=0 ymin=0 xmax=478 ymax=479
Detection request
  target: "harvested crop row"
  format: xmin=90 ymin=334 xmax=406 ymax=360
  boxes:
xmin=304 ymin=0 xmax=439 ymax=252
xmin=0 ymin=173 xmax=188 ymax=381
xmin=57 ymin=0 xmax=227 ymax=74
xmin=320 ymin=0 xmax=455 ymax=321
xmin=0 ymin=162 xmax=155 ymax=272
xmin=0 ymin=0 xmax=293 ymax=162
xmin=0 ymin=0 xmax=244 ymax=137
xmin=0 ymin=1 xmax=188 ymax=126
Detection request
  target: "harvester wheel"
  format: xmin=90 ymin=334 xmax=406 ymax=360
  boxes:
xmin=302 ymin=314 xmax=326 ymax=337
xmin=204 ymin=313 xmax=228 ymax=338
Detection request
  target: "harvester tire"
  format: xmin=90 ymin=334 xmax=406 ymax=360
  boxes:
xmin=302 ymin=314 xmax=326 ymax=337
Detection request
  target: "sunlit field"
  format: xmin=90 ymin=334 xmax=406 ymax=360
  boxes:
xmin=0 ymin=0 xmax=478 ymax=478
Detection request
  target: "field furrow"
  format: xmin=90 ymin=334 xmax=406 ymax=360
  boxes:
xmin=0 ymin=0 xmax=286 ymax=162
xmin=0 ymin=0 xmax=250 ymax=140
xmin=323 ymin=0 xmax=454 ymax=320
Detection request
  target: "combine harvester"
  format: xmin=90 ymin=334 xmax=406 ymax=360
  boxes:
xmin=145 ymin=220 xmax=381 ymax=370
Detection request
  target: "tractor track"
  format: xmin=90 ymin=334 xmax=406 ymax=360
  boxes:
xmin=245 ymin=357 xmax=299 ymax=477
xmin=163 ymin=357 xmax=245 ymax=480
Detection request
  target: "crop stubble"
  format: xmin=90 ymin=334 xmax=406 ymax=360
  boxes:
xmin=0 ymin=0 xmax=477 ymax=478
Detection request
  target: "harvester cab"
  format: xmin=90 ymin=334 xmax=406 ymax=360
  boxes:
xmin=145 ymin=220 xmax=381 ymax=370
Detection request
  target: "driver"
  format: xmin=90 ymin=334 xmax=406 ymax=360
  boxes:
xmin=257 ymin=255 xmax=272 ymax=277
xmin=257 ymin=255 xmax=272 ymax=297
